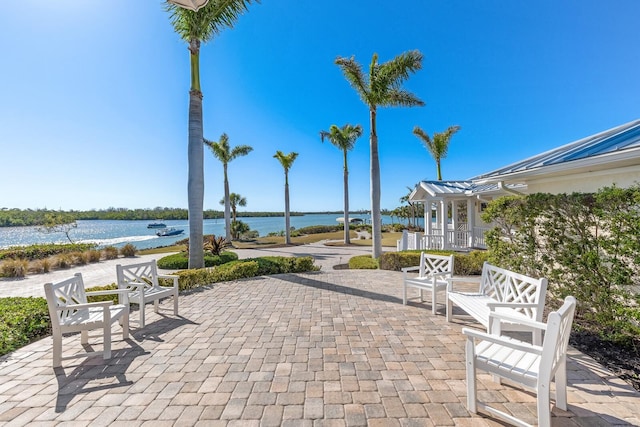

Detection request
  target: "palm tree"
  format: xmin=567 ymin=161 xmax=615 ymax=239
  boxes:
xmin=167 ymin=0 xmax=257 ymax=268
xmin=204 ymin=133 xmax=253 ymax=241
xmin=335 ymin=51 xmax=424 ymax=258
xmin=273 ymin=151 xmax=298 ymax=245
xmin=413 ymin=125 xmax=461 ymax=181
xmin=220 ymin=192 xmax=247 ymax=222
xmin=319 ymin=123 xmax=363 ymax=244
xmin=399 ymin=186 xmax=416 ymax=228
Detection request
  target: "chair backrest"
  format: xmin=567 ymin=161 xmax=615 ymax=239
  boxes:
xmin=479 ymin=262 xmax=548 ymax=320
xmin=419 ymin=253 xmax=454 ymax=278
xmin=116 ymin=260 xmax=160 ymax=291
xmin=44 ymin=273 xmax=88 ymax=328
xmin=539 ymin=296 xmax=577 ymax=382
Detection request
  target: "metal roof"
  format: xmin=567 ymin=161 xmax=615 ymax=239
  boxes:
xmin=472 ymin=119 xmax=640 ymax=180
xmin=411 ymin=180 xmax=527 ymax=200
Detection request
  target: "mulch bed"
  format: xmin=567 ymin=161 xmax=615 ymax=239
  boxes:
xmin=570 ymin=331 xmax=640 ymax=392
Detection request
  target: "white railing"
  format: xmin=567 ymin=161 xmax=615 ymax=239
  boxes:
xmin=397 ymin=226 xmax=491 ymax=251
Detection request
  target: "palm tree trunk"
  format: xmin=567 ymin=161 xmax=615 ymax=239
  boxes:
xmin=343 ymin=149 xmax=350 ymax=245
xmin=187 ymin=90 xmax=204 ymax=269
xmin=223 ymin=164 xmax=232 ymax=241
xmin=436 ymin=160 xmax=442 ymax=181
xmin=284 ymin=171 xmax=291 ymax=245
xmin=370 ymin=108 xmax=382 ymax=258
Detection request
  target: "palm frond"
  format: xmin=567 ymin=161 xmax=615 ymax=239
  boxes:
xmin=230 ymin=144 xmax=253 ymax=160
xmin=335 ymin=56 xmax=372 ymax=107
xmin=382 ymin=89 xmax=425 ymax=108
xmin=413 ymin=126 xmax=437 ymax=157
xmin=274 ymin=151 xmax=299 ymax=171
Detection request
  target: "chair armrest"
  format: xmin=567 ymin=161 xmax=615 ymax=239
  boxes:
xmin=447 ymin=277 xmax=480 ymax=291
xmin=86 ymin=289 xmax=130 ymax=305
xmin=56 ymin=301 xmax=112 ymax=311
xmin=158 ymin=274 xmax=180 ymax=289
xmin=488 ymin=311 xmax=548 ymax=331
xmin=462 ymin=327 xmax=544 ymax=355
xmin=401 ymin=266 xmax=420 ymax=273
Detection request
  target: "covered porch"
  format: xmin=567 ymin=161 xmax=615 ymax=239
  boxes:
xmin=397 ymin=181 xmax=524 ymax=252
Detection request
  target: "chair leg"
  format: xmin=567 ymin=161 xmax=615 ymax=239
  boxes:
xmin=419 ymin=289 xmax=424 ymax=302
xmin=431 ymin=287 xmax=437 ymax=315
xmin=154 ymin=299 xmax=159 ymax=313
xmin=52 ymin=333 xmax=62 ymax=368
xmin=80 ymin=330 xmax=89 ymax=345
xmin=139 ymin=306 xmax=146 ymax=328
xmin=555 ymin=359 xmax=568 ymax=410
xmin=103 ymin=323 xmax=111 ymax=360
xmin=446 ymin=300 xmax=453 ymax=322
xmin=465 ymin=338 xmax=478 ymax=413
xmin=533 ymin=329 xmax=542 ymax=346
xmin=537 ymin=381 xmax=552 ymax=427
xmin=122 ymin=312 xmax=130 ymax=340
xmin=173 ymin=293 xmax=178 ymax=315
xmin=403 ymin=284 xmax=407 ymax=305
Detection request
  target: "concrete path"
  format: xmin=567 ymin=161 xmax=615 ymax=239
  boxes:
xmin=1 ymin=269 xmax=638 ymax=426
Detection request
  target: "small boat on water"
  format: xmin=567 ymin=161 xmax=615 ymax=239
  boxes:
xmin=336 ymin=217 xmax=364 ymax=224
xmin=156 ymin=227 xmax=184 ymax=237
xmin=147 ymin=222 xmax=167 ymax=229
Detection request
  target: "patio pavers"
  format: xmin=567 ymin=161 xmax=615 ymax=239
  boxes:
xmin=1 ymin=269 xmax=638 ymax=426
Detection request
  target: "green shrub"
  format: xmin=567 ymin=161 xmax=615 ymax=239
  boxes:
xmin=296 ymin=225 xmax=342 ymax=234
xmin=0 ymin=297 xmax=51 ymax=357
xmin=0 ymin=243 xmax=95 ymax=261
xmin=157 ymin=251 xmax=238 ymax=269
xmin=85 ymin=284 xmax=119 ymax=304
xmin=72 ymin=251 xmax=88 ymax=265
xmin=349 ymin=255 xmax=379 ymax=269
xmin=174 ymin=260 xmax=260 ymax=291
xmin=120 ymin=243 xmax=137 ymax=257
xmin=1 ymin=259 xmax=29 ymax=277
xmin=249 ymin=256 xmax=319 ymax=275
xmin=103 ymin=246 xmax=119 ymax=260
xmin=87 ymin=249 xmax=102 ymax=263
xmin=379 ymin=250 xmax=488 ymax=275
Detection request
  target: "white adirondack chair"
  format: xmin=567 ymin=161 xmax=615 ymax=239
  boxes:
xmin=402 ymin=252 xmax=454 ymax=314
xmin=463 ymin=296 xmax=577 ymax=427
xmin=116 ymin=259 xmax=179 ymax=328
xmin=44 ymin=273 xmax=130 ymax=367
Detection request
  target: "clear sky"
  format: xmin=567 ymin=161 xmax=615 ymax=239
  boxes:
xmin=1 ymin=1 xmax=639 ymax=213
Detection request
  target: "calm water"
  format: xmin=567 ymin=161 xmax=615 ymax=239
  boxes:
xmin=0 ymin=214 xmax=418 ymax=250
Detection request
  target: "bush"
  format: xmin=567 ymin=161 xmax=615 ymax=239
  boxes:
xmin=249 ymin=256 xmax=318 ymax=275
xmin=296 ymin=225 xmax=342 ymax=234
xmin=103 ymin=246 xmax=119 ymax=260
xmin=72 ymin=251 xmax=88 ymax=265
xmin=0 ymin=243 xmax=95 ymax=261
xmin=1 ymin=259 xmax=29 ymax=277
xmin=30 ymin=258 xmax=51 ymax=274
xmin=174 ymin=260 xmax=260 ymax=292
xmin=379 ymin=250 xmax=488 ymax=275
xmin=85 ymin=284 xmax=119 ymax=304
xmin=87 ymin=249 xmax=102 ymax=263
xmin=120 ymin=243 xmax=137 ymax=257
xmin=157 ymin=251 xmax=239 ymax=270
xmin=349 ymin=255 xmax=379 ymax=269
xmin=0 ymin=297 xmax=51 ymax=357
xmin=55 ymin=253 xmax=74 ymax=269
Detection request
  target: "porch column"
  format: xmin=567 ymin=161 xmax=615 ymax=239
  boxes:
xmin=452 ymin=201 xmax=458 ymax=231
xmin=467 ymin=199 xmax=475 ymax=247
xmin=440 ymin=199 xmax=449 ymax=250
xmin=425 ymin=199 xmax=432 ymax=235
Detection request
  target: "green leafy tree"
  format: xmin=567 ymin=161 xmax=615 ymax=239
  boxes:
xmin=230 ymin=220 xmax=250 ymax=240
xmin=205 ymin=134 xmax=253 ymax=241
xmin=319 ymin=123 xmax=363 ymax=244
xmin=335 ymin=51 xmax=424 ymax=258
xmin=220 ymin=192 xmax=247 ymax=223
xmin=167 ymin=0 xmax=257 ymax=268
xmin=38 ymin=213 xmax=77 ymax=243
xmin=413 ymin=125 xmax=461 ymax=180
xmin=273 ymin=151 xmax=299 ymax=245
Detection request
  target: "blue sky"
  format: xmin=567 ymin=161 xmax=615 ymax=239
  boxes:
xmin=1 ymin=1 xmax=639 ymax=213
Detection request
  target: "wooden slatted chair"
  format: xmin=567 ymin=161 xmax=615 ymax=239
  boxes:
xmin=463 ymin=296 xmax=577 ymax=427
xmin=44 ymin=273 xmax=130 ymax=367
xmin=116 ymin=259 xmax=179 ymax=328
xmin=402 ymin=252 xmax=454 ymax=314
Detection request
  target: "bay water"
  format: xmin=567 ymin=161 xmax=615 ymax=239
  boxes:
xmin=0 ymin=213 xmax=418 ymax=250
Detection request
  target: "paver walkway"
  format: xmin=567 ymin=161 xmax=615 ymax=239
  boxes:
xmin=1 ymin=269 xmax=638 ymax=426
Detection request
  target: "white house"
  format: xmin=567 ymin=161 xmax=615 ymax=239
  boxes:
xmin=399 ymin=119 xmax=640 ymax=251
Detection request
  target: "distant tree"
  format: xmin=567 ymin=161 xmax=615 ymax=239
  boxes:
xmin=319 ymin=123 xmax=363 ymax=244
xmin=220 ymin=192 xmax=247 ymax=223
xmin=335 ymin=50 xmax=424 ymax=258
xmin=273 ymin=151 xmax=299 ymax=245
xmin=166 ymin=0 xmax=257 ymax=269
xmin=205 ymin=133 xmax=253 ymax=242
xmin=399 ymin=186 xmax=416 ymax=228
xmin=38 ymin=213 xmax=77 ymax=243
xmin=413 ymin=125 xmax=461 ymax=181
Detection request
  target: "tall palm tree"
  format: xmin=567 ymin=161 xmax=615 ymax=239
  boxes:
xmin=335 ymin=51 xmax=424 ymax=258
xmin=319 ymin=123 xmax=363 ymax=244
xmin=273 ymin=151 xmax=298 ymax=245
xmin=220 ymin=192 xmax=247 ymax=222
xmin=167 ymin=0 xmax=257 ymax=268
xmin=204 ymin=133 xmax=253 ymax=241
xmin=413 ymin=125 xmax=461 ymax=181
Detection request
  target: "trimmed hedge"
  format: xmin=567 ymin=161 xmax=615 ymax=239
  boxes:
xmin=0 ymin=297 xmax=51 ymax=356
xmin=157 ymin=251 xmax=238 ymax=269
xmin=349 ymin=255 xmax=379 ymax=269
xmin=379 ymin=250 xmax=489 ymax=275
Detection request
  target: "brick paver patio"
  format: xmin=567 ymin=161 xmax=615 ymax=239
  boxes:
xmin=1 ymin=270 xmax=638 ymax=426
